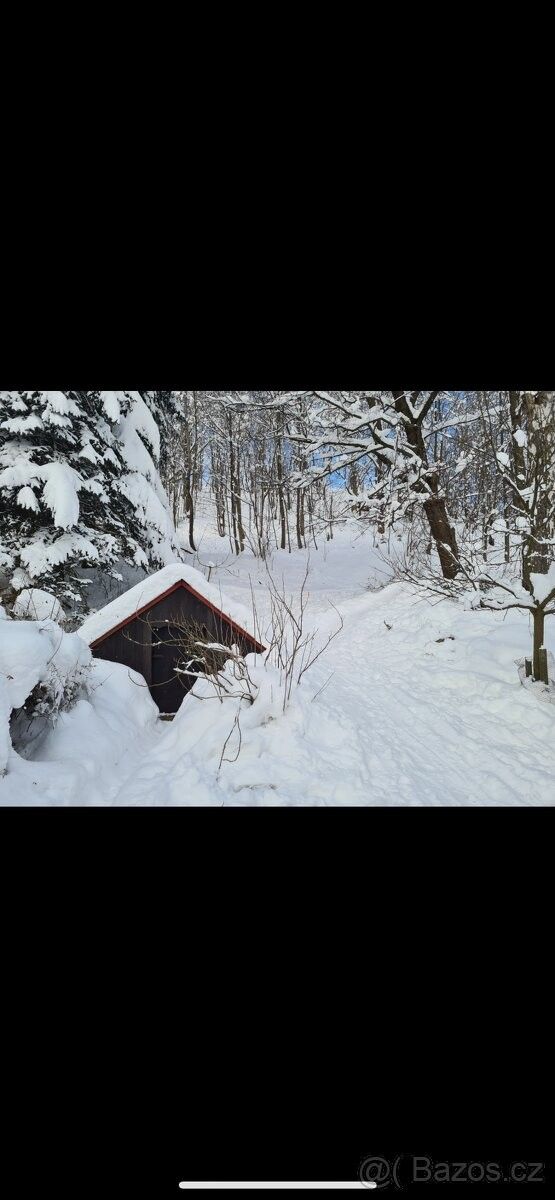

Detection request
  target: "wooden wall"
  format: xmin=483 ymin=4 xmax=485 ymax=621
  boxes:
xmin=91 ymin=588 xmax=259 ymax=705
xmin=92 ymin=615 xmax=152 ymax=683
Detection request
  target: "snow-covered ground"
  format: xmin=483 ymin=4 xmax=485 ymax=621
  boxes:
xmin=2 ymin=510 xmax=554 ymax=806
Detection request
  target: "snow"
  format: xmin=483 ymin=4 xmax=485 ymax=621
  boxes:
xmin=10 ymin=567 xmax=31 ymax=591
xmin=1 ymin=658 xmax=156 ymax=805
xmin=518 ymin=650 xmax=555 ymax=702
xmin=78 ymin=562 xmax=263 ymax=647
xmin=1 ymin=413 xmax=44 ymax=434
xmin=0 ymin=621 xmax=60 ymax=710
xmin=20 ymin=531 xmax=100 ymax=579
xmin=1 ymin=512 xmax=554 ymax=806
xmin=0 ymin=613 xmax=92 ymax=787
xmin=0 ymin=674 xmax=10 ymax=776
xmin=530 ymin=562 xmax=555 ymax=607
xmin=16 ymin=485 xmax=40 ymax=512
xmin=99 ymin=390 xmax=124 ymax=423
xmin=40 ymin=461 xmax=82 ymax=528
xmin=41 ymin=391 xmax=81 ymax=427
xmin=116 ymin=472 xmax=177 ymax=563
xmin=113 ymin=392 xmax=181 ymax=569
xmin=455 ymin=454 xmax=473 ymax=475
xmin=118 ymin=392 xmax=161 ymax=467
xmin=0 ymin=618 xmax=90 ymax=711
xmin=0 ymin=454 xmax=41 ymax=489
xmin=0 ymin=458 xmax=83 ymax=529
xmin=0 ymin=391 xmax=182 ymax=607
xmin=13 ymin=589 xmax=66 ymax=624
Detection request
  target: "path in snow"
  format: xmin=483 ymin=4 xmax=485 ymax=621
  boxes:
xmin=109 ymin=521 xmax=555 ymax=806
xmin=289 ymin=585 xmax=555 ymax=806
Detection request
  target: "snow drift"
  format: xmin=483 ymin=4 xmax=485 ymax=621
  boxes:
xmin=0 ymin=610 xmax=91 ymax=779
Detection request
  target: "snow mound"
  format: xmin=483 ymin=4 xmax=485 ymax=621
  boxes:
xmin=13 ymin=589 xmax=66 ymax=624
xmin=79 ymin=563 xmax=264 ymax=648
xmin=1 ymin=657 xmax=159 ymax=804
xmin=112 ymin=655 xmax=294 ymax=806
xmin=0 ymin=615 xmax=91 ymax=778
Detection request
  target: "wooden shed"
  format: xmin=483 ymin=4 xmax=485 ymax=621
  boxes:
xmin=79 ymin=565 xmax=265 ymax=715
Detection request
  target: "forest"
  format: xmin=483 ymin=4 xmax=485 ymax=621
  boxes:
xmin=1 ymin=390 xmax=554 ymax=805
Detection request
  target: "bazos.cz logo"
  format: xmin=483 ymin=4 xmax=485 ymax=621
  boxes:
xmin=359 ymin=1156 xmax=546 ymax=1188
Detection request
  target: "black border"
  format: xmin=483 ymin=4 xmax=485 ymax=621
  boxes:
xmin=1 ymin=284 xmax=552 ymax=1195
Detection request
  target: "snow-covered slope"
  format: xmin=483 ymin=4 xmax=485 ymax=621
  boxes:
xmin=2 ymin=518 xmax=554 ymax=806
xmin=106 ymin=580 xmax=554 ymax=807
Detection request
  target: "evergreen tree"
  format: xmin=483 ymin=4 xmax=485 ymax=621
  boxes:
xmin=106 ymin=390 xmax=182 ymax=570
xmin=143 ymin=391 xmax=186 ymax=488
xmin=0 ymin=390 xmax=181 ymax=613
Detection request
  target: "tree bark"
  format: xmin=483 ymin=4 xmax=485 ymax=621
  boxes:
xmin=423 ymin=497 xmax=460 ymax=580
xmin=391 ymin=392 xmax=460 ymax=580
xmin=275 ymin=417 xmax=287 ymax=551
xmin=533 ymin=606 xmax=545 ymax=682
xmin=184 ymin=480 xmax=196 ymax=551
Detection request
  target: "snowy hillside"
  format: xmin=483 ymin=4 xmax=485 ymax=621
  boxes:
xmin=2 ymin=512 xmax=554 ymax=806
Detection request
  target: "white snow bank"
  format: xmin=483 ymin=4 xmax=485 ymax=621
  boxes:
xmin=0 ymin=673 xmax=10 ymax=776
xmin=13 ymin=588 xmax=66 ymax=624
xmin=0 ymin=614 xmax=92 ymax=781
xmin=112 ymin=655 xmax=295 ymax=806
xmin=0 ymin=657 xmax=159 ymax=805
xmin=79 ymin=563 xmax=264 ymax=647
xmin=0 ymin=619 xmax=87 ymax=710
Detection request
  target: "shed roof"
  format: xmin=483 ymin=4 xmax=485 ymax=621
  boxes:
xmin=79 ymin=563 xmax=265 ymax=651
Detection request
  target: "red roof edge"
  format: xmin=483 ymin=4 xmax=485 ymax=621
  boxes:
xmin=89 ymin=579 xmax=266 ymax=654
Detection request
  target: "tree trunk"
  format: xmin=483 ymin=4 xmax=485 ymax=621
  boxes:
xmin=391 ymin=392 xmax=460 ymax=580
xmin=508 ymin=391 xmax=555 ymax=592
xmin=423 ymin=497 xmax=460 ymax=580
xmin=228 ymin=415 xmax=245 ymax=555
xmin=530 ymin=604 xmax=542 ymax=681
xmin=276 ymin=436 xmax=287 ymax=550
xmin=228 ymin=419 xmax=240 ymax=556
xmin=185 ymin=482 xmax=196 ymax=551
xmin=235 ymin=488 xmax=246 ymax=554
xmin=296 ymin=487 xmax=306 ymax=549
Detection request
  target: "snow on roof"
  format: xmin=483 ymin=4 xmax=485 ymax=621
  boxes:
xmin=78 ymin=563 xmax=264 ymax=649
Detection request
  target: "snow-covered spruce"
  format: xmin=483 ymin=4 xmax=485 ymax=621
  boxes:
xmin=0 ymin=390 xmax=181 ymax=615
